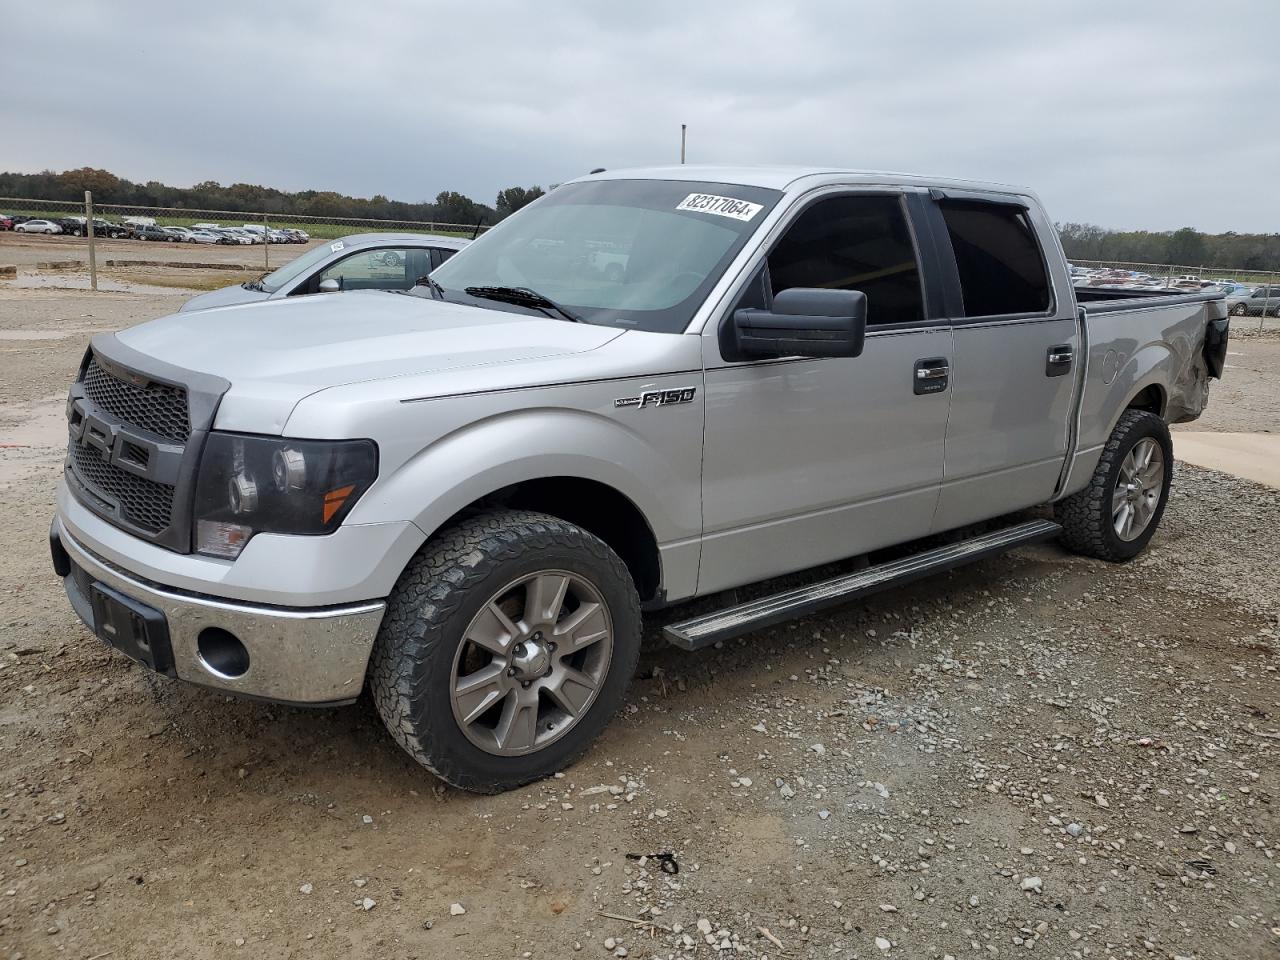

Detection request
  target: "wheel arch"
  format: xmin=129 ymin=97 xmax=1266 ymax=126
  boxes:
xmin=1122 ymin=381 xmax=1167 ymax=419
xmin=423 ymin=477 xmax=663 ymax=603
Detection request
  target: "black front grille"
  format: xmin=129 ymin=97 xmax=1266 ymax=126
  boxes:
xmin=82 ymin=358 xmax=190 ymax=442
xmin=71 ymin=442 xmax=175 ymax=533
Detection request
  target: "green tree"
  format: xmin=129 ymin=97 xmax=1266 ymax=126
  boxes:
xmin=495 ymin=185 xmax=545 ymax=217
xmin=434 ymin=190 xmax=481 ymax=226
xmin=1166 ymin=227 xmax=1206 ymax=266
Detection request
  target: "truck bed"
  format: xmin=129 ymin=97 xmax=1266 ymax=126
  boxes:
xmin=1058 ymin=287 xmax=1228 ymax=500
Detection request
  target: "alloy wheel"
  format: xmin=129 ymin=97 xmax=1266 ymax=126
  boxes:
xmin=1112 ymin=437 xmax=1165 ymax=541
xmin=450 ymin=570 xmax=613 ymax=756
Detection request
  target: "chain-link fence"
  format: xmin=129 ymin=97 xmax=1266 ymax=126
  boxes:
xmin=1070 ymin=258 xmax=1280 ymax=331
xmin=0 ymin=194 xmax=491 ymax=281
xmin=1070 ymin=258 xmax=1280 ymax=287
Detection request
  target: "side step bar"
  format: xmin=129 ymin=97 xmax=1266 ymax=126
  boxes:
xmin=664 ymin=519 xmax=1062 ymax=651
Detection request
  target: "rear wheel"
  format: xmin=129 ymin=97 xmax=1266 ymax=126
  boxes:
xmin=369 ymin=510 xmax=641 ymax=793
xmin=1055 ymin=409 xmax=1173 ymax=561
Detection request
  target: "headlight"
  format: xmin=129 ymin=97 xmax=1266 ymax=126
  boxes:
xmin=193 ymin=433 xmax=378 ymax=559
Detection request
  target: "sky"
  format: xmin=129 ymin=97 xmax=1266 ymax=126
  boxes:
xmin=3 ymin=0 xmax=1277 ymax=233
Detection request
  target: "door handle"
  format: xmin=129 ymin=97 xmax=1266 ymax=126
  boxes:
xmin=1046 ymin=344 xmax=1073 ymax=377
xmin=914 ymin=358 xmax=950 ymax=395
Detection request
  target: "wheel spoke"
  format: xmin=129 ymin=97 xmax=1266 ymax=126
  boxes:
xmin=466 ymin=600 xmax=519 ymax=655
xmin=525 ymin=573 xmax=570 ymax=625
xmin=545 ymin=666 xmax=599 ymax=718
xmin=494 ymin=692 xmax=538 ymax=751
xmin=1111 ymin=486 xmax=1129 ymax=514
xmin=1135 ymin=441 xmax=1154 ymax=473
xmin=554 ymin=601 xmax=609 ymax=652
xmin=1118 ymin=451 xmax=1136 ymax=484
xmin=1114 ymin=502 xmax=1131 ymax=537
xmin=453 ymin=663 xmax=509 ymax=726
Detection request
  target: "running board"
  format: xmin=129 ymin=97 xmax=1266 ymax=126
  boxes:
xmin=664 ymin=519 xmax=1062 ymax=651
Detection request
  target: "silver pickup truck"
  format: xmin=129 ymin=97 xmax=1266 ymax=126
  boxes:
xmin=50 ymin=166 xmax=1229 ymax=792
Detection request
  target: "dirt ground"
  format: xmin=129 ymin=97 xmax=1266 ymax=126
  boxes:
xmin=1 ymin=245 xmax=1278 ymax=960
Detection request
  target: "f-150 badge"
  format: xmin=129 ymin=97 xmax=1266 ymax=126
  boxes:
xmin=615 ymin=387 xmax=697 ymax=409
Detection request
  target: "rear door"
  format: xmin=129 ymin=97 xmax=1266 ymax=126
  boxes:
xmin=927 ymin=192 xmax=1079 ymax=531
xmin=698 ymin=189 xmax=953 ymax=594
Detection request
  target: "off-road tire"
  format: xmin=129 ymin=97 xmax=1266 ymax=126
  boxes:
xmin=1054 ymin=409 xmax=1172 ymax=562
xmin=369 ymin=510 xmax=642 ymax=793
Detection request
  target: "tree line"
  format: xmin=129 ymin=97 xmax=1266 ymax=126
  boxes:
xmin=0 ymin=167 xmax=547 ymax=226
xmin=1058 ymin=222 xmax=1280 ymax=272
xmin=2 ymin=168 xmax=1276 ymax=270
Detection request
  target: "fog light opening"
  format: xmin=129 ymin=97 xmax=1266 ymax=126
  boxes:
xmin=197 ymin=628 xmax=250 ymax=679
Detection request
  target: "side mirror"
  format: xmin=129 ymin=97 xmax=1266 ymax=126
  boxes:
xmin=318 ymin=278 xmax=342 ymax=294
xmin=733 ymin=288 xmax=867 ymax=359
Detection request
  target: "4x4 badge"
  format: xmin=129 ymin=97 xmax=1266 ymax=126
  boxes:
xmin=615 ymin=387 xmax=697 ymax=409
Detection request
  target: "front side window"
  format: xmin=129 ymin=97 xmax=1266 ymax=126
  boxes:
xmin=938 ymin=200 xmax=1051 ymax=317
xmin=766 ymin=194 xmax=925 ymax=326
xmin=430 ymin=179 xmax=782 ymax=333
xmin=315 ymin=248 xmax=421 ymax=291
xmin=260 ymin=241 xmax=350 ymax=293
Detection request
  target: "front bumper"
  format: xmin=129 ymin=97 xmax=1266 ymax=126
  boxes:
xmin=52 ymin=518 xmax=385 ymax=706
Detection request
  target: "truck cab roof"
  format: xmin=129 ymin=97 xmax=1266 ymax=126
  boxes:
xmin=577 ymin=164 xmax=1040 ymax=202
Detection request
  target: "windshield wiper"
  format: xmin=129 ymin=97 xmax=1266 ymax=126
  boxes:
xmin=241 ymin=274 xmax=267 ymax=292
xmin=420 ymin=275 xmax=447 ymax=300
xmin=464 ymin=285 xmax=583 ymax=323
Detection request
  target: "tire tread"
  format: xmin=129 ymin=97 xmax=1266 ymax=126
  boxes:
xmin=1054 ymin=409 xmax=1170 ymax=562
xmin=368 ymin=509 xmax=640 ymax=793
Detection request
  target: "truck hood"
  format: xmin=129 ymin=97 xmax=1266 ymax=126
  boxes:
xmin=113 ymin=291 xmax=624 ymax=433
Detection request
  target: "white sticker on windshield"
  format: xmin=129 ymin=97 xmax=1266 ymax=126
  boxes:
xmin=330 ymin=241 xmax=344 ymax=252
xmin=675 ymin=193 xmax=763 ymax=222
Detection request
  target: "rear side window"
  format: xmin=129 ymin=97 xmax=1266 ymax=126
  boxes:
xmin=938 ymin=200 xmax=1051 ymax=317
xmin=767 ymin=195 xmax=924 ymax=326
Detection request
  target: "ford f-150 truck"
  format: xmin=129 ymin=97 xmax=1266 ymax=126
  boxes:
xmin=50 ymin=166 xmax=1229 ymax=792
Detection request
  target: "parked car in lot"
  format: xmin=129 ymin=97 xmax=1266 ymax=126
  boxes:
xmin=179 ymin=232 xmax=468 ymax=310
xmin=0 ymin=214 xmax=15 ymax=230
xmin=187 ymin=230 xmax=221 ymax=244
xmin=63 ymin=218 xmax=129 ymax=239
xmin=15 ymin=218 xmax=61 ymax=234
xmin=164 ymin=226 xmax=195 ymax=242
xmin=51 ymin=167 xmax=1229 ymax=793
xmin=130 ymin=223 xmax=173 ymax=241
xmin=1226 ymin=284 xmax=1280 ymax=317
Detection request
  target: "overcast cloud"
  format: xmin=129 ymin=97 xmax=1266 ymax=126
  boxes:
xmin=2 ymin=0 xmax=1276 ymax=232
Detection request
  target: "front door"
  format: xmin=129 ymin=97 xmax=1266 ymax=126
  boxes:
xmin=926 ymin=194 xmax=1080 ymax=531
xmin=698 ymin=191 xmax=952 ymax=595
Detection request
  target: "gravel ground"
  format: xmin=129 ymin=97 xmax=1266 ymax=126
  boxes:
xmin=1 ymin=271 xmax=1277 ymax=960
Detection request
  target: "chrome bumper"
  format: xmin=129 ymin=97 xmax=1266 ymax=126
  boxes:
xmin=53 ymin=520 xmax=385 ymax=706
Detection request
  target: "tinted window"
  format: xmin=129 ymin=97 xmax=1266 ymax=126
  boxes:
xmin=767 ymin=195 xmax=924 ymax=326
xmin=939 ymin=201 xmax=1051 ymax=317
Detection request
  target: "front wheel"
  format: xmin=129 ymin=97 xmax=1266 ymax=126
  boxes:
xmin=369 ymin=510 xmax=641 ymax=793
xmin=1231 ymin=303 xmax=1248 ymax=316
xmin=1055 ymin=409 xmax=1173 ymax=561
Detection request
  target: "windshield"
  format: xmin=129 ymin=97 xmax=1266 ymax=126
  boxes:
xmin=430 ymin=178 xmax=782 ymax=333
xmin=258 ymin=240 xmax=349 ymax=293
